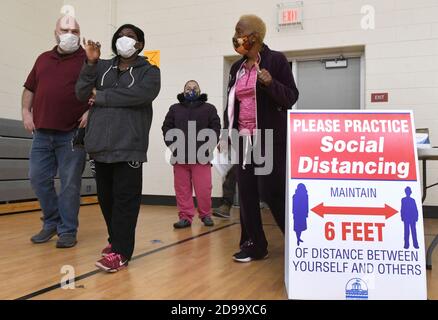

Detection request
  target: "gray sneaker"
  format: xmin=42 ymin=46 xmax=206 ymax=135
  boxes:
xmin=56 ymin=233 xmax=77 ymax=248
xmin=212 ymin=204 xmax=231 ymax=219
xmin=31 ymin=228 xmax=57 ymax=244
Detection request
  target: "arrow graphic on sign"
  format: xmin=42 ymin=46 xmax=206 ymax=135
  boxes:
xmin=311 ymin=203 xmax=398 ymax=219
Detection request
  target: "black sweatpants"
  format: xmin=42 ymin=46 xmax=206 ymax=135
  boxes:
xmin=94 ymin=161 xmax=143 ymax=260
xmin=237 ymin=136 xmax=286 ymax=258
xmin=222 ymin=164 xmax=237 ymax=206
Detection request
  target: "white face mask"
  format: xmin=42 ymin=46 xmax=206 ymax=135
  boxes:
xmin=116 ymin=36 xmax=138 ymax=58
xmin=58 ymin=33 xmax=80 ymax=54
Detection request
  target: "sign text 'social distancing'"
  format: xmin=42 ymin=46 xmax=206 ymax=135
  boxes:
xmin=285 ymin=111 xmax=427 ymax=300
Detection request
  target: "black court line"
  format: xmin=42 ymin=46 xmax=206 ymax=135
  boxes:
xmin=15 ymin=222 xmax=238 ymax=300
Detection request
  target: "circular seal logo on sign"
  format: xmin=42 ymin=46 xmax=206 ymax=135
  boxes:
xmin=345 ymin=278 xmax=368 ymax=300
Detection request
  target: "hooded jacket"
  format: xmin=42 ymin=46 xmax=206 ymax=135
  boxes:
xmin=75 ymin=56 xmax=161 ymax=163
xmin=162 ymin=93 xmax=221 ymax=164
xmin=224 ymin=44 xmax=299 ymax=150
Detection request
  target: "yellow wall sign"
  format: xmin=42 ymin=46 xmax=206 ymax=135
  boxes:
xmin=144 ymin=50 xmax=160 ymax=67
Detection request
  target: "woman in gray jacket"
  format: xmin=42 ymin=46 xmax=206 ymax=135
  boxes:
xmin=76 ymin=24 xmax=161 ymax=273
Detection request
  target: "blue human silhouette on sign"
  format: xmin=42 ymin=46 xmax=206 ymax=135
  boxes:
xmin=401 ymin=186 xmax=419 ymax=249
xmin=292 ymin=183 xmax=309 ymax=246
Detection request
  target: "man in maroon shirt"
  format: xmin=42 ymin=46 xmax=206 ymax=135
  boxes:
xmin=22 ymin=15 xmax=89 ymax=248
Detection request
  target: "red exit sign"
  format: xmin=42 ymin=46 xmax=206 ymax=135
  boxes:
xmin=371 ymin=93 xmax=389 ymax=103
xmin=278 ymin=7 xmax=303 ymax=26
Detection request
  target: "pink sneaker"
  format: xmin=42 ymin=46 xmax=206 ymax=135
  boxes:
xmin=101 ymin=244 xmax=112 ymax=257
xmin=95 ymin=253 xmax=128 ymax=273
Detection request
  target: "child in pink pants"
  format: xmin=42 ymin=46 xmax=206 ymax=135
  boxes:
xmin=162 ymin=81 xmax=221 ymax=228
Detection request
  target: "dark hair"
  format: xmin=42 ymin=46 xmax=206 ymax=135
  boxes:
xmin=111 ymin=24 xmax=145 ymax=56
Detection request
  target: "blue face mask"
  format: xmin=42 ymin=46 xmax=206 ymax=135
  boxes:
xmin=184 ymin=89 xmax=199 ymax=101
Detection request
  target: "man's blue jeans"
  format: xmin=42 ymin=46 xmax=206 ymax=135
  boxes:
xmin=29 ymin=129 xmax=86 ymax=236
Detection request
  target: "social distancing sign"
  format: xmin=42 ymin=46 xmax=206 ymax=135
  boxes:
xmin=285 ymin=110 xmax=427 ymax=300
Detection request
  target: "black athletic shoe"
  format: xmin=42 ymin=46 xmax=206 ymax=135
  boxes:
xmin=202 ymin=216 xmax=214 ymax=227
xmin=173 ymin=219 xmax=191 ymax=229
xmin=232 ymin=250 xmax=269 ymax=263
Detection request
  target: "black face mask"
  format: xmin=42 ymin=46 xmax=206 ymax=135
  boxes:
xmin=184 ymin=89 xmax=200 ymax=101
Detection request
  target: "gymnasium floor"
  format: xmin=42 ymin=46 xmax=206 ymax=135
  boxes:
xmin=0 ymin=205 xmax=437 ymax=300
